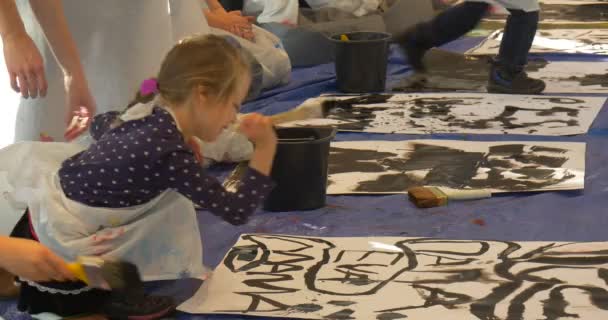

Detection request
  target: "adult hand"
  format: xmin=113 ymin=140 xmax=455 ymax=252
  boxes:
xmin=2 ymin=32 xmax=47 ymax=99
xmin=0 ymin=237 xmax=76 ymax=282
xmin=205 ymin=9 xmax=255 ymax=41
xmin=64 ymin=74 xmax=96 ymax=141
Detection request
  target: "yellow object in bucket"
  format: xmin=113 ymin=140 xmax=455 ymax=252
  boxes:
xmin=340 ymin=34 xmax=350 ymax=41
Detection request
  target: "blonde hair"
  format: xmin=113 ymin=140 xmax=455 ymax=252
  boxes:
xmin=127 ymin=34 xmax=250 ymax=109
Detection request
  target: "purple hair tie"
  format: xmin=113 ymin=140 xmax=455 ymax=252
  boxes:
xmin=140 ymin=78 xmax=159 ymax=96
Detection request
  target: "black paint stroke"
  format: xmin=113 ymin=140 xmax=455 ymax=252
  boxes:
xmin=322 ymin=94 xmax=587 ymax=134
xmin=324 ymin=308 xmax=356 ymax=320
xmin=220 ymin=235 xmax=608 ymax=319
xmin=376 ymin=312 xmax=408 ymax=320
xmin=329 ymin=142 xmax=575 ymax=193
xmin=329 ymin=301 xmax=357 ymax=307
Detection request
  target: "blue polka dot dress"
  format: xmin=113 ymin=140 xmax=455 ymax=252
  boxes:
xmin=59 ymin=106 xmax=274 ymax=225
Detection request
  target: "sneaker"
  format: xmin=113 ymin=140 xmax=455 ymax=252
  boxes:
xmin=487 ymin=64 xmax=546 ymax=94
xmin=394 ymin=26 xmax=429 ymax=72
xmin=101 ymin=292 xmax=176 ymax=320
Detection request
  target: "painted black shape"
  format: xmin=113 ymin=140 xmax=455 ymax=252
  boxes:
xmin=242 ymin=273 xmax=298 ymax=293
xmin=497 ymin=241 xmax=523 ymax=259
xmin=428 ymin=255 xmax=476 ymax=266
xmin=289 ymin=303 xmax=323 ymax=313
xmin=531 ymin=146 xmax=569 ymax=154
xmin=397 ymin=238 xmax=491 ymax=256
xmin=224 ymin=239 xmax=269 ymax=273
xmin=600 ymin=268 xmax=608 ymax=286
xmin=469 ymin=281 xmax=523 ymax=319
xmin=329 ymin=92 xmax=584 ymax=134
xmin=378 ymin=284 xmax=473 ymax=313
xmin=323 ymin=94 xmax=394 ymax=131
xmin=489 ymin=144 xmax=524 ymax=155
xmin=306 ymin=240 xmax=418 ymax=296
xmin=328 ymin=301 xmax=357 ymax=307
xmin=330 ymin=142 xmax=575 ymax=193
xmin=532 ymin=97 xmax=586 ymax=105
xmin=218 ymin=292 xmax=291 ymax=313
xmin=530 ymin=256 xmax=608 ymax=265
xmin=376 ymin=312 xmax=408 ymax=320
xmin=325 ymin=308 xmax=356 ymax=320
xmin=507 ymin=283 xmax=554 ymax=320
xmin=511 ymin=168 xmax=556 ymax=180
xmin=516 ymin=265 xmax=593 ymax=285
xmin=543 ymin=285 xmax=608 ymax=320
xmin=233 ymin=245 xmax=259 ymax=261
xmin=394 ymin=269 xmax=483 ymax=285
xmin=358 ymin=251 xmax=404 ymax=265
xmin=568 ymin=73 xmax=608 ymax=88
xmin=355 ymin=173 xmax=421 ymax=193
xmin=329 ymin=147 xmax=399 ymax=174
xmin=223 ymin=234 xmax=339 ymax=313
xmin=408 ymin=97 xmax=480 ymax=120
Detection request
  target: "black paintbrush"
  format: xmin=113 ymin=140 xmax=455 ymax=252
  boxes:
xmin=67 ymin=256 xmax=143 ymax=292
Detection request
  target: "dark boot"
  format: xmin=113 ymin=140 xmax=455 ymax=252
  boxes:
xmin=487 ymin=61 xmax=545 ymax=94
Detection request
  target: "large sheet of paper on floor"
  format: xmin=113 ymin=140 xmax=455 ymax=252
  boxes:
xmin=282 ymin=93 xmax=605 ymax=136
xmin=326 ymin=140 xmax=585 ymax=194
xmin=467 ymin=29 xmax=608 ymax=55
xmin=179 ymin=234 xmax=608 ymax=320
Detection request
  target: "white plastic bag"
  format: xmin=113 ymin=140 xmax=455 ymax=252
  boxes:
xmin=211 ymin=25 xmax=291 ymax=92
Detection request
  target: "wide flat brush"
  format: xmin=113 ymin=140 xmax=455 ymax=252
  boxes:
xmin=408 ymin=186 xmax=491 ymax=208
xmin=268 ymin=94 xmax=392 ymax=125
xmin=67 ymin=256 xmax=143 ymax=292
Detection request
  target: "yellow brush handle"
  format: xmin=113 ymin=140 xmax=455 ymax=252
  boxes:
xmin=67 ymin=262 xmax=90 ymax=284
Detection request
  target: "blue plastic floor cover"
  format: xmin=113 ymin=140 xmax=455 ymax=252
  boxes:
xmin=2 ymin=37 xmax=608 ymax=320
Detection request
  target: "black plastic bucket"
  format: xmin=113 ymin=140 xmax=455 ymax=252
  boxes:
xmin=264 ymin=127 xmax=337 ymax=212
xmin=330 ymin=31 xmax=391 ymax=93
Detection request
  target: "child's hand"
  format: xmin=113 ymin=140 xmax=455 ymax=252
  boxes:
xmin=0 ymin=237 xmax=77 ymax=282
xmin=238 ymin=113 xmax=277 ymax=149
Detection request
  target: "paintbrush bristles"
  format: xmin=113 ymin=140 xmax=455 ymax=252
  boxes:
xmin=269 ymin=99 xmax=328 ymax=124
xmin=407 ymin=187 xmax=448 ymax=208
xmin=100 ymin=260 xmax=143 ymax=292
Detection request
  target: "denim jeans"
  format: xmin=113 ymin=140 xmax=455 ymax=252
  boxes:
xmin=414 ymin=1 xmax=539 ymax=70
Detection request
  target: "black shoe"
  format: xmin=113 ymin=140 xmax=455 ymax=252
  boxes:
xmin=395 ymin=26 xmax=429 ymax=72
xmin=487 ymin=64 xmax=546 ymax=94
xmin=101 ymin=291 xmax=176 ymax=320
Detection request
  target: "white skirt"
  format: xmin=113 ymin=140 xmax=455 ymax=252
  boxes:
xmin=0 ymin=142 xmax=205 ymax=281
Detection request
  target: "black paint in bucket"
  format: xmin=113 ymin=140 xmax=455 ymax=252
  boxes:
xmin=331 ymin=31 xmax=391 ymax=93
xmin=264 ymin=127 xmax=337 ymax=212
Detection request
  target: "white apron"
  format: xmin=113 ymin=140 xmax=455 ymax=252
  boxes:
xmin=11 ymin=0 xmax=210 ymax=143
xmin=0 ymin=142 xmax=205 ymax=281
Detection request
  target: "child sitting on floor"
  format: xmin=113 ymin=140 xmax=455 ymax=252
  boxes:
xmin=1 ymin=34 xmax=277 ymax=319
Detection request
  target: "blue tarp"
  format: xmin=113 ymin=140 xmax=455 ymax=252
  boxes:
xmin=2 ymin=37 xmax=608 ymax=320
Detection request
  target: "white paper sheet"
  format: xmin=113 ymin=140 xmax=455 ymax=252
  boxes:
xmin=179 ymin=234 xmax=608 ymax=320
xmin=467 ymin=29 xmax=608 ymax=56
xmin=326 ymin=140 xmax=585 ymax=194
xmin=282 ymin=93 xmax=605 ymax=136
